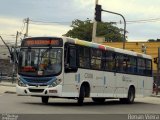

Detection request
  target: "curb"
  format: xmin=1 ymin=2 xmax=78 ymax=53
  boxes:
xmin=4 ymin=91 xmax=16 ymax=94
xmin=0 ymin=82 xmax=16 ymax=94
xmin=151 ymin=95 xmax=160 ymax=98
xmin=0 ymin=83 xmax=16 ymax=87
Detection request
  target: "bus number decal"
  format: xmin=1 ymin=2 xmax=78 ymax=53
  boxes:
xmin=84 ymin=73 xmax=93 ymax=79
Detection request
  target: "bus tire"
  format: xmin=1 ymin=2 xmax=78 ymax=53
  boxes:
xmin=119 ymin=98 xmax=126 ymax=103
xmin=126 ymin=87 xmax=135 ymax=104
xmin=77 ymin=85 xmax=85 ymax=106
xmin=41 ymin=96 xmax=49 ymax=104
xmin=92 ymin=98 xmax=105 ymax=103
xmin=120 ymin=87 xmax=135 ymax=104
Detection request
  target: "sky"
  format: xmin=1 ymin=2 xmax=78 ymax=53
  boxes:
xmin=0 ymin=0 xmax=160 ymax=45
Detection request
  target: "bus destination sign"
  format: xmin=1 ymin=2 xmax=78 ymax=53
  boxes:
xmin=22 ymin=37 xmax=63 ymax=47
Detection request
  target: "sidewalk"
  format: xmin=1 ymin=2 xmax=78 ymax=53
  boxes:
xmin=151 ymin=93 xmax=160 ymax=97
xmin=0 ymin=81 xmax=16 ymax=94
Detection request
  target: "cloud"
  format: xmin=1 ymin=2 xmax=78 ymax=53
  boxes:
xmin=0 ymin=16 xmax=22 ymax=44
xmin=127 ymin=22 xmax=160 ymax=41
xmin=100 ymin=0 xmax=160 ymax=15
xmin=29 ymin=23 xmax=71 ymax=37
xmin=0 ymin=16 xmax=71 ymax=44
xmin=0 ymin=0 xmax=160 ymax=42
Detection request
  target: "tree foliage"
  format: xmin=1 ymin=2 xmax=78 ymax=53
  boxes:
xmin=64 ymin=19 xmax=124 ymax=42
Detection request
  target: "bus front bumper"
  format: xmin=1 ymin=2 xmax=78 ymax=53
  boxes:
xmin=16 ymin=85 xmax=62 ymax=97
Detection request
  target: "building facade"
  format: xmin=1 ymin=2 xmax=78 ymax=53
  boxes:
xmin=0 ymin=45 xmax=12 ymax=76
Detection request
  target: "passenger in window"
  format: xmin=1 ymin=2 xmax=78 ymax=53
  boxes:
xmin=116 ymin=56 xmax=124 ymax=72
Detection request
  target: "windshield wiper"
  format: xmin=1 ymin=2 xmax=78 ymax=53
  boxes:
xmin=39 ymin=47 xmax=52 ymax=65
xmin=41 ymin=48 xmax=50 ymax=59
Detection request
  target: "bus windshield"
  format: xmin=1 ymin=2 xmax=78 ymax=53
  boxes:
xmin=18 ymin=48 xmax=62 ymax=77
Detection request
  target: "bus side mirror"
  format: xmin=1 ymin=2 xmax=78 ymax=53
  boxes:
xmin=10 ymin=52 xmax=14 ymax=62
xmin=10 ymin=47 xmax=20 ymax=64
xmin=65 ymin=45 xmax=78 ymax=73
xmin=18 ymin=52 xmax=22 ymax=65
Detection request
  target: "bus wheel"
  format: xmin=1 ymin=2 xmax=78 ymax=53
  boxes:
xmin=92 ymin=98 xmax=105 ymax=103
xmin=126 ymin=87 xmax=135 ymax=104
xmin=119 ymin=98 xmax=126 ymax=103
xmin=41 ymin=96 xmax=49 ymax=104
xmin=120 ymin=87 xmax=135 ymax=104
xmin=77 ymin=85 xmax=85 ymax=106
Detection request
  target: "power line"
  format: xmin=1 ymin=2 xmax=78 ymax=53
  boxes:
xmin=125 ymin=17 xmax=160 ymax=24
xmin=108 ymin=17 xmax=160 ymax=24
xmin=0 ymin=34 xmax=16 ymax=37
xmin=30 ymin=18 xmax=159 ymax=25
xmin=126 ymin=21 xmax=160 ymax=24
xmin=30 ymin=19 xmax=71 ymax=25
xmin=127 ymin=17 xmax=160 ymax=23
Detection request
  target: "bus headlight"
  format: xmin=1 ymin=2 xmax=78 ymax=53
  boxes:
xmin=17 ymin=79 xmax=27 ymax=87
xmin=51 ymin=79 xmax=62 ymax=87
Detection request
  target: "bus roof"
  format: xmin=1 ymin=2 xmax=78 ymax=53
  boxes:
xmin=21 ymin=36 xmax=152 ymax=59
xmin=64 ymin=37 xmax=152 ymax=59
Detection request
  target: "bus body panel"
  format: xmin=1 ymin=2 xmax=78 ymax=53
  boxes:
xmin=16 ymin=84 xmax=63 ymax=97
xmin=62 ymin=72 xmax=80 ymax=97
xmin=62 ymin=68 xmax=153 ymax=98
xmin=103 ymin=72 xmax=116 ymax=98
xmin=114 ymin=73 xmax=125 ymax=97
xmin=137 ymin=76 xmax=145 ymax=97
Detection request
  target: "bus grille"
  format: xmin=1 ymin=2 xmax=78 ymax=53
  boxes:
xmin=28 ymin=89 xmax=44 ymax=93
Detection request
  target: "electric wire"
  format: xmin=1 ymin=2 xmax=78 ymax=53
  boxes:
xmin=30 ymin=19 xmax=71 ymax=25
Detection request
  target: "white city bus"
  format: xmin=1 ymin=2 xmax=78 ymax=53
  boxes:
xmin=16 ymin=36 xmax=153 ymax=105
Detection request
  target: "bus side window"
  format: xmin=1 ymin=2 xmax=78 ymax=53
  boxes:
xmin=127 ymin=56 xmax=137 ymax=74
xmin=79 ymin=46 xmax=90 ymax=69
xmin=65 ymin=44 xmax=78 ymax=73
xmin=137 ymin=58 xmax=145 ymax=75
xmin=69 ymin=47 xmax=77 ymax=68
xmin=105 ymin=52 xmax=115 ymax=71
xmin=146 ymin=59 xmax=152 ymax=76
xmin=91 ymin=48 xmax=102 ymax=70
xmin=116 ymin=54 xmax=124 ymax=72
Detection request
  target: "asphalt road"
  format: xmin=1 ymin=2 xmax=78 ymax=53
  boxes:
xmin=0 ymin=93 xmax=160 ymax=114
xmin=1 ymin=93 xmax=160 ymax=120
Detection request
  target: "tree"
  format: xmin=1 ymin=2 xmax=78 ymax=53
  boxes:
xmin=64 ymin=19 xmax=124 ymax=42
xmin=148 ymin=39 xmax=156 ymax=42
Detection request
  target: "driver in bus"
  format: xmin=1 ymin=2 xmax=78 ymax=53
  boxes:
xmin=45 ymin=60 xmax=61 ymax=74
xmin=39 ymin=59 xmax=48 ymax=70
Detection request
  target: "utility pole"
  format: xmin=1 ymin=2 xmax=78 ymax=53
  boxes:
xmin=92 ymin=0 xmax=98 ymax=42
xmin=153 ymin=48 xmax=160 ymax=95
xmin=92 ymin=2 xmax=126 ymax=49
xmin=24 ymin=17 xmax=29 ymax=38
xmin=12 ymin=31 xmax=19 ymax=83
xmin=15 ymin=31 xmax=18 ymax=48
xmin=101 ymin=9 xmax=126 ymax=49
xmin=0 ymin=36 xmax=11 ymax=54
xmin=156 ymin=48 xmax=160 ymax=95
xmin=0 ymin=36 xmax=15 ymax=83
